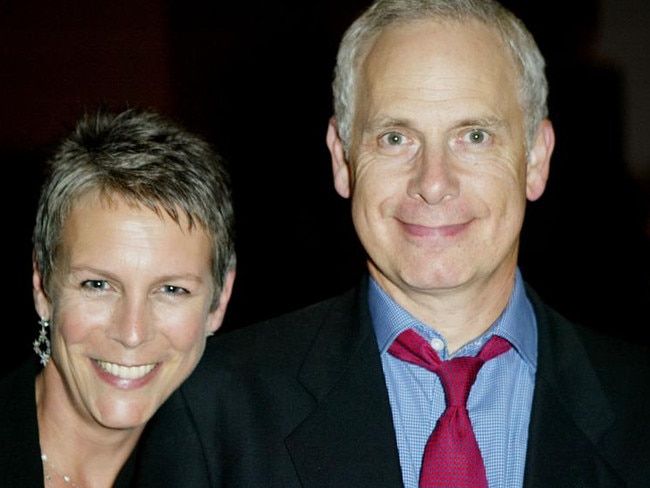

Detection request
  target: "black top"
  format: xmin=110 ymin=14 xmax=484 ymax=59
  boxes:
xmin=0 ymin=357 xmax=136 ymax=487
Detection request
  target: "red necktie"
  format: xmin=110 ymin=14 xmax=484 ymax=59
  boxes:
xmin=388 ymin=329 xmax=512 ymax=488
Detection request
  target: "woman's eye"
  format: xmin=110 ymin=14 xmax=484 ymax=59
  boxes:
xmin=81 ymin=280 xmax=108 ymax=290
xmin=161 ymin=285 xmax=189 ymax=295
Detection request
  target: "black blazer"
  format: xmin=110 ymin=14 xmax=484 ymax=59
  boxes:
xmin=0 ymin=359 xmax=46 ymax=487
xmin=0 ymin=358 xmax=138 ymax=488
xmin=134 ymin=276 xmax=650 ymax=487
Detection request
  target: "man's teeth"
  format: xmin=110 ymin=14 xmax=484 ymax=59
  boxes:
xmin=95 ymin=360 xmax=156 ymax=379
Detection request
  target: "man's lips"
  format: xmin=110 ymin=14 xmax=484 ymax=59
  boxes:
xmin=400 ymin=220 xmax=468 ymax=238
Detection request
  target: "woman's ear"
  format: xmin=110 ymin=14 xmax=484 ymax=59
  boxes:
xmin=206 ymin=268 xmax=236 ymax=336
xmin=32 ymin=253 xmax=52 ymax=320
xmin=326 ymin=117 xmax=351 ymax=199
xmin=526 ymin=119 xmax=554 ymax=202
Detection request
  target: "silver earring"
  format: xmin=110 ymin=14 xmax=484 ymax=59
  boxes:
xmin=33 ymin=318 xmax=51 ymax=366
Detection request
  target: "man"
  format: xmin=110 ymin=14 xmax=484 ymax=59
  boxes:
xmin=135 ymin=1 xmax=650 ymax=487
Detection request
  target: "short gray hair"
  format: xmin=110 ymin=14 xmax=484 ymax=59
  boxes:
xmin=332 ymin=0 xmax=548 ymax=156
xmin=33 ymin=108 xmax=236 ymax=310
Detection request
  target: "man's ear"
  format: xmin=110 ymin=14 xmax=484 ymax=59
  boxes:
xmin=326 ymin=117 xmax=351 ymax=199
xmin=526 ymin=119 xmax=554 ymax=202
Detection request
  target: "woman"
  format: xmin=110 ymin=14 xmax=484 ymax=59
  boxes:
xmin=0 ymin=108 xmax=236 ymax=487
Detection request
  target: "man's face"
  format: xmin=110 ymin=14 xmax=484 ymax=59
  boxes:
xmin=331 ymin=19 xmax=551 ymax=303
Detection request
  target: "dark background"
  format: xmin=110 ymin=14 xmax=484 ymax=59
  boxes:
xmin=1 ymin=0 xmax=648 ymax=376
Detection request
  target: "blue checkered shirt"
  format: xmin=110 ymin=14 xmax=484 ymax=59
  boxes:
xmin=370 ymin=268 xmax=537 ymax=488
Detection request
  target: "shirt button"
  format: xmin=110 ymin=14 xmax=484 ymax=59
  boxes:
xmin=430 ymin=338 xmax=445 ymax=352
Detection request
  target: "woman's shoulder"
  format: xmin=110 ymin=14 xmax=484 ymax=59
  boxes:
xmin=0 ymin=357 xmax=43 ymax=485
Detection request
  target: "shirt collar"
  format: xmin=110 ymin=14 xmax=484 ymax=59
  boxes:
xmin=369 ymin=268 xmax=537 ymax=367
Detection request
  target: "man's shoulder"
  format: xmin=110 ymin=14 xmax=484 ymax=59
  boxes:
xmin=232 ymin=286 xmax=356 ymax=336
xmin=202 ymin=285 xmax=362 ymax=367
xmin=528 ymin=282 xmax=650 ymax=409
xmin=528 ymin=282 xmax=649 ymax=366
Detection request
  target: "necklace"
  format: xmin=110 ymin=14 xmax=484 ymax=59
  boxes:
xmin=41 ymin=453 xmax=84 ymax=488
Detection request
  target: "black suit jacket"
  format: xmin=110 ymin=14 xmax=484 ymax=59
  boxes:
xmin=134 ymin=276 xmax=650 ymax=487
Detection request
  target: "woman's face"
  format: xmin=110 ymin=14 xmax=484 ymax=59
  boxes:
xmin=34 ymin=192 xmax=233 ymax=430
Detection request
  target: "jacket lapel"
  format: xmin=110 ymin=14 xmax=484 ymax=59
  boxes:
xmin=523 ymin=288 xmax=624 ymax=488
xmin=285 ymin=278 xmax=405 ymax=488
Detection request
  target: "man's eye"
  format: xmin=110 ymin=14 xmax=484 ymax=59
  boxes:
xmin=467 ymin=129 xmax=488 ymax=144
xmin=381 ymin=132 xmax=405 ymax=146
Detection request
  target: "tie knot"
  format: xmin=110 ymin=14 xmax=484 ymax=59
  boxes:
xmin=388 ymin=329 xmax=512 ymax=406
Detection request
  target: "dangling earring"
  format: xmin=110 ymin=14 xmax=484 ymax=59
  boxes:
xmin=33 ymin=318 xmax=51 ymax=366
